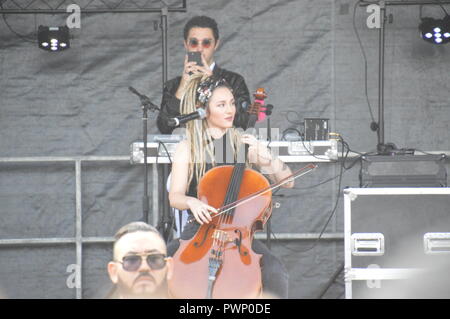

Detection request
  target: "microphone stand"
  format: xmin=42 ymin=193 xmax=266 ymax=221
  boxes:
xmin=158 ymin=2 xmax=173 ymax=242
xmin=142 ymin=103 xmax=150 ymax=224
xmin=377 ymin=1 xmax=388 ymax=154
xmin=359 ymin=0 xmax=436 ymax=154
xmin=129 ymin=87 xmax=160 ymax=224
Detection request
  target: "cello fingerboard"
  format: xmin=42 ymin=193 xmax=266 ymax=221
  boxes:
xmin=221 ymin=163 xmax=246 ymax=217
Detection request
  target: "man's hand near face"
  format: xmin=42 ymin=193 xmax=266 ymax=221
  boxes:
xmin=176 ymin=53 xmax=213 ymax=100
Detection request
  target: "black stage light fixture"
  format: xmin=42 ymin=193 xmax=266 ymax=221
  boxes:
xmin=38 ymin=25 xmax=70 ymax=52
xmin=419 ymin=16 xmax=450 ymax=45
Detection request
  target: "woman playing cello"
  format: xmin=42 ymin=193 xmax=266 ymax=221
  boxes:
xmin=167 ymin=73 xmax=294 ymax=298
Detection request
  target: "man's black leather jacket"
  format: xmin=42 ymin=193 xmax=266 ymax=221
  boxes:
xmin=157 ymin=65 xmax=251 ymax=134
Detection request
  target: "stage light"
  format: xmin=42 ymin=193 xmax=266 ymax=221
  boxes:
xmin=419 ymin=16 xmax=450 ymax=45
xmin=38 ymin=25 xmax=70 ymax=52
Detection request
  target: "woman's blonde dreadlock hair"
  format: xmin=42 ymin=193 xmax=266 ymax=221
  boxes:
xmin=180 ymin=73 xmax=247 ymax=187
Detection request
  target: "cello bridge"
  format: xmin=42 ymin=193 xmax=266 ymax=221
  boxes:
xmin=211 ymin=230 xmax=228 ymax=243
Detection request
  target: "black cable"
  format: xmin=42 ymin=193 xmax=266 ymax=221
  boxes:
xmin=436 ymin=0 xmax=450 ymax=16
xmin=316 ymin=261 xmax=345 ymax=299
xmin=352 ymin=0 xmax=377 ymax=126
xmin=269 ymin=136 xmax=376 ymax=254
xmin=284 ymin=110 xmax=304 ymax=125
xmin=331 ymin=134 xmax=378 ymax=170
xmin=0 ymin=2 xmax=36 ymax=44
xmin=291 ymin=173 xmax=341 ymax=190
xmin=156 ymin=141 xmax=173 ymax=164
xmin=281 ymin=125 xmax=340 ymax=163
xmin=271 ymin=139 xmax=348 ymax=254
xmin=299 ymin=135 xmax=340 ymax=162
xmin=276 ymin=133 xmax=366 ymax=192
xmin=341 ymin=138 xmax=378 ymax=170
xmin=155 ymin=141 xmax=175 ymax=241
xmin=420 ymin=1 xmax=450 ymax=18
xmin=281 ymin=127 xmax=303 ymax=141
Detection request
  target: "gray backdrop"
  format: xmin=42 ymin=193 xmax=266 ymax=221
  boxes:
xmin=1 ymin=0 xmax=449 ymax=299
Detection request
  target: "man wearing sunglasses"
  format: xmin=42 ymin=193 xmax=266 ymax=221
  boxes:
xmin=157 ymin=15 xmax=251 ymax=134
xmin=107 ymin=222 xmax=173 ymax=299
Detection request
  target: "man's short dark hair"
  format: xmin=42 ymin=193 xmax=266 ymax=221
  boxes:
xmin=114 ymin=221 xmax=163 ymax=243
xmin=183 ymin=16 xmax=219 ymax=41
xmin=112 ymin=221 xmax=165 ymax=259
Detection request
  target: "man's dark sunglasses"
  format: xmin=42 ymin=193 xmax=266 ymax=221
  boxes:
xmin=117 ymin=253 xmax=167 ymax=272
xmin=188 ymin=38 xmax=213 ymax=49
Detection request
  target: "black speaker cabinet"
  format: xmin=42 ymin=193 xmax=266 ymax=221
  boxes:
xmin=344 ymin=188 xmax=450 ymax=298
xmin=359 ymin=154 xmax=447 ymax=188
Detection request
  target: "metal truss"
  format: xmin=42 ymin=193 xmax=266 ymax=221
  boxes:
xmin=0 ymin=0 xmax=187 ymax=14
xmin=0 ymin=155 xmax=343 ymax=298
xmin=359 ymin=0 xmax=450 ymax=5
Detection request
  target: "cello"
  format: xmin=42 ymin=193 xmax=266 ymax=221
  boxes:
xmin=168 ymin=89 xmax=316 ymax=298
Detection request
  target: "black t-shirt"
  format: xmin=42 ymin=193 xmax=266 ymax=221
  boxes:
xmin=186 ymin=133 xmax=242 ymax=205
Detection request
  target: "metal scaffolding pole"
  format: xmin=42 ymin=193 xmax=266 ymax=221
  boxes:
xmin=0 ymin=0 xmax=187 ymax=14
xmin=0 ymin=155 xmax=345 ymax=298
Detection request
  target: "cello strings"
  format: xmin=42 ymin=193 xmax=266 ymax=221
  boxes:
xmin=203 ymin=164 xmax=316 ymax=223
xmin=211 ymin=164 xmax=244 ymax=272
xmin=226 ymin=166 xmax=239 ymax=224
xmin=211 ymin=165 xmax=316 ymax=220
xmin=232 ymin=164 xmax=246 ymax=221
xmin=221 ymin=164 xmax=316 ymax=213
xmin=224 ymin=164 xmax=243 ymax=224
xmin=215 ymin=165 xmax=315 ymax=216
